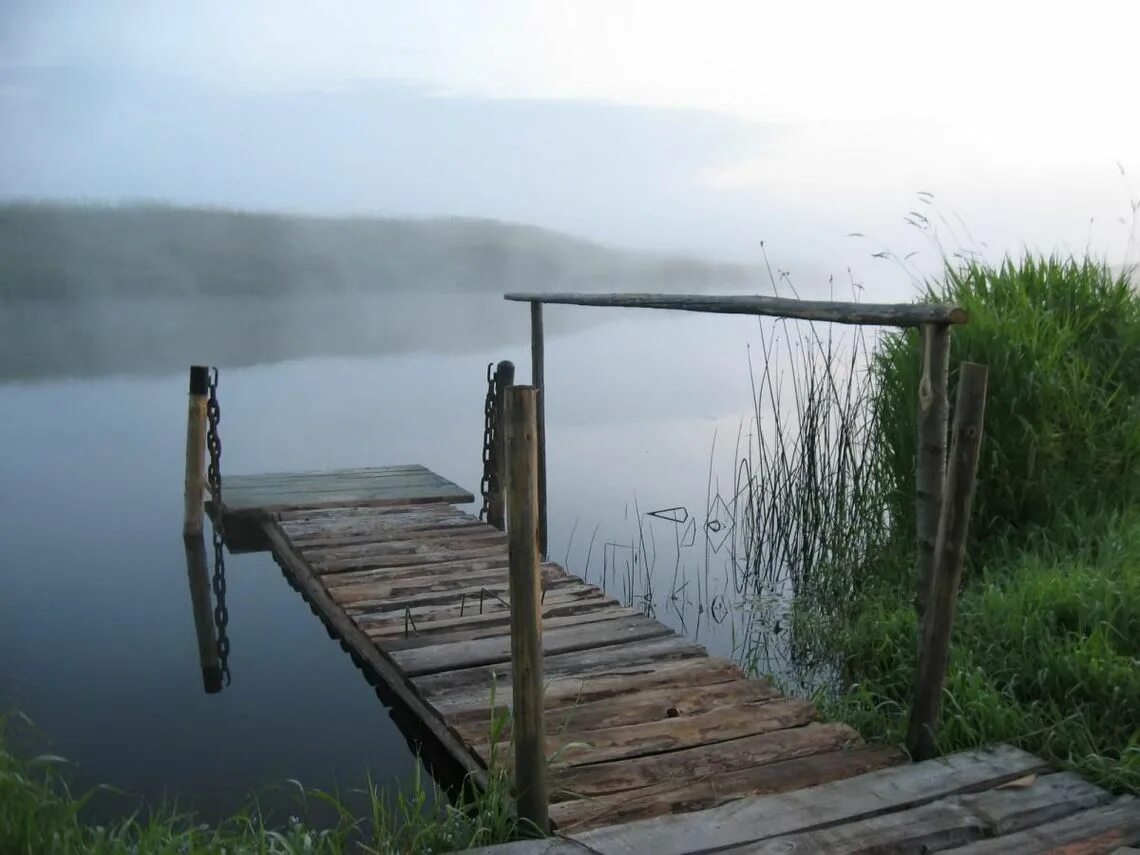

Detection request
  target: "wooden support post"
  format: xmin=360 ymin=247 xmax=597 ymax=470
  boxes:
xmin=907 ymin=361 xmax=988 ymax=761
xmin=529 ymin=302 xmax=548 ymax=560
xmin=487 ymin=360 xmax=515 ymax=531
xmin=505 ymin=385 xmax=549 ymax=834
xmin=183 ymin=533 xmax=223 ymax=693
xmin=915 ymin=324 xmax=951 ymax=624
xmin=184 ymin=366 xmax=210 ymax=537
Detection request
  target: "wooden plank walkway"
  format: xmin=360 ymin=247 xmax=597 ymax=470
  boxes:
xmin=466 ymin=750 xmax=1139 ymax=853
xmin=216 ymin=465 xmax=1140 ymax=851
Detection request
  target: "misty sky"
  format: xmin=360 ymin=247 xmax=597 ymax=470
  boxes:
xmin=3 ymin=1 xmax=1138 ymax=287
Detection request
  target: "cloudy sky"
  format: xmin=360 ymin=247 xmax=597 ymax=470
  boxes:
xmin=2 ymin=1 xmax=1138 ymax=280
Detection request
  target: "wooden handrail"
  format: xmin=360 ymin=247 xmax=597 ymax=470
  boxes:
xmin=504 ymin=292 xmax=967 ymax=327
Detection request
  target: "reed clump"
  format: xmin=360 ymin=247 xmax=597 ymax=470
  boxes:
xmin=752 ymin=254 xmax=1140 ymax=794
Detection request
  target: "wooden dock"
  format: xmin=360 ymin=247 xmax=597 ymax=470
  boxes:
xmin=216 ymin=465 xmax=903 ymax=830
xmin=210 ymin=465 xmax=1140 ymax=851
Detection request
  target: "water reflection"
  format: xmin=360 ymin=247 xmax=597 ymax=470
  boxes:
xmin=182 ymin=524 xmax=231 ymax=695
xmin=183 ymin=532 xmax=224 ymax=694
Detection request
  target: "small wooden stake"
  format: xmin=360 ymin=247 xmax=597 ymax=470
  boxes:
xmin=184 ymin=366 xmax=209 ymax=537
xmin=505 ymin=385 xmax=549 ymax=833
xmin=487 ymin=360 xmax=515 ymax=531
xmin=530 ymin=301 xmax=548 ymax=561
xmin=907 ymin=361 xmax=988 ymax=761
xmin=915 ymin=323 xmax=951 ymax=625
xmin=183 ymin=533 xmax=223 ymax=693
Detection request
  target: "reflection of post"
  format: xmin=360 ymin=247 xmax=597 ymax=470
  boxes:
xmin=183 ymin=533 xmax=223 ymax=694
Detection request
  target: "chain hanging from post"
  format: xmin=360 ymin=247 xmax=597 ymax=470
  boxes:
xmin=479 ymin=362 xmax=499 ymax=521
xmin=205 ymin=368 xmax=230 ymax=684
xmin=211 ymin=520 xmax=231 ymax=686
xmin=206 ymin=367 xmax=223 ymax=505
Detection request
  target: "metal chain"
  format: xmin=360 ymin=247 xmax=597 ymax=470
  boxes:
xmin=205 ymin=367 xmax=229 ymax=685
xmin=206 ymin=367 xmax=222 ymax=503
xmin=479 ymin=362 xmax=499 ymax=520
xmin=211 ymin=520 xmax=231 ymax=686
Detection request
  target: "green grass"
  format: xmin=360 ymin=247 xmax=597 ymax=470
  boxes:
xmin=746 ymin=252 xmax=1140 ymax=795
xmin=871 ymin=255 xmax=1140 ymax=581
xmin=0 ymin=712 xmax=522 ymax=854
xmin=822 ymin=510 xmax=1140 ymax=793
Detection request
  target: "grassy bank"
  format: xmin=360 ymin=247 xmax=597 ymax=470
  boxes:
xmin=827 ymin=511 xmax=1140 ymax=792
xmin=0 ymin=715 xmax=519 ymax=854
xmin=777 ymin=255 xmax=1140 ymax=794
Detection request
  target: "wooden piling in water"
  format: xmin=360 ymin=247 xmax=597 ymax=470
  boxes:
xmin=183 ymin=533 xmax=223 ymax=693
xmin=915 ymin=324 xmax=951 ymax=625
xmin=487 ymin=360 xmax=515 ymax=532
xmin=505 ymin=385 xmax=549 ymax=833
xmin=529 ymin=301 xmax=548 ymax=561
xmin=907 ymin=361 xmax=988 ymax=761
xmin=184 ymin=366 xmax=209 ymax=537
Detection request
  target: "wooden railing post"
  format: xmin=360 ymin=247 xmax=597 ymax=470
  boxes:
xmin=907 ymin=361 xmax=988 ymax=760
xmin=529 ymin=301 xmax=548 ymax=561
xmin=183 ymin=534 xmax=223 ymax=693
xmin=184 ymin=366 xmax=209 ymax=537
xmin=487 ymin=360 xmax=515 ymax=531
xmin=915 ymin=324 xmax=951 ymax=626
xmin=505 ymin=385 xmax=549 ymax=833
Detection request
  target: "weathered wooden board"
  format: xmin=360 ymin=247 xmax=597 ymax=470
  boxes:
xmin=731 ymin=771 xmax=1111 ymax=853
xmin=358 ymin=589 xmax=615 ymax=637
xmin=340 ymin=571 xmax=579 ymax=615
xmin=363 ymin=592 xmax=620 ymax=640
xmin=477 ymin=697 xmax=819 ymax=769
xmin=391 ymin=615 xmax=674 ymax=677
xmin=382 ymin=605 xmax=641 ymax=652
xmin=322 ymin=556 xmax=512 ymax=591
xmin=550 ymin=744 xmax=904 ymax=831
xmin=452 ymin=676 xmax=777 ymax=744
xmin=220 ymin=465 xmax=473 ymax=514
xmin=569 ymin=745 xmax=1048 ymax=853
xmin=941 ymin=795 xmax=1140 ymax=853
xmin=551 ymin=722 xmax=860 ymax=802
xmin=412 ymin=635 xmax=710 ymax=706
xmin=301 ymin=529 xmax=508 ymax=562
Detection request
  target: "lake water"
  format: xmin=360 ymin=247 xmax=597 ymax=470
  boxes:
xmin=0 ymin=297 xmax=808 ymax=824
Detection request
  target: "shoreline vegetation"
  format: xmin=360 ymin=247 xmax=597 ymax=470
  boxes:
xmin=1 ymin=711 xmax=522 ymax=854
xmin=753 ymin=254 xmax=1139 ymax=797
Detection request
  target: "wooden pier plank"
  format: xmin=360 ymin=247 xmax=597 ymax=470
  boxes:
xmin=430 ymin=656 xmax=743 ymax=729
xmin=941 ymin=795 xmax=1140 ymax=853
xmin=550 ymin=721 xmax=861 ymax=803
xmin=452 ymin=676 xmax=780 ymax=744
xmin=381 ymin=605 xmax=641 ymax=652
xmin=548 ymin=743 xmax=905 ymax=831
xmin=390 ymin=614 xmax=675 ymax=677
xmin=475 ymin=696 xmax=820 ymax=769
xmin=568 ymin=744 xmax=1049 ymax=853
xmin=220 ymin=464 xmax=473 ymax=514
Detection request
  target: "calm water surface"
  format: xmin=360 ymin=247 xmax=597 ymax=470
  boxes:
xmin=0 ymin=301 xmax=791 ymax=823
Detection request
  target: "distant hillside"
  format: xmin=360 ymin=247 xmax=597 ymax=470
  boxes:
xmin=0 ymin=203 xmax=760 ymax=381
xmin=0 ymin=203 xmax=755 ymax=301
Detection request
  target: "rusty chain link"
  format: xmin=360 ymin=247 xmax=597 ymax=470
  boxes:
xmin=206 ymin=367 xmax=222 ymax=504
xmin=205 ymin=368 xmax=230 ymax=685
xmin=212 ymin=520 xmax=231 ymax=686
xmin=479 ymin=362 xmax=499 ymax=520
